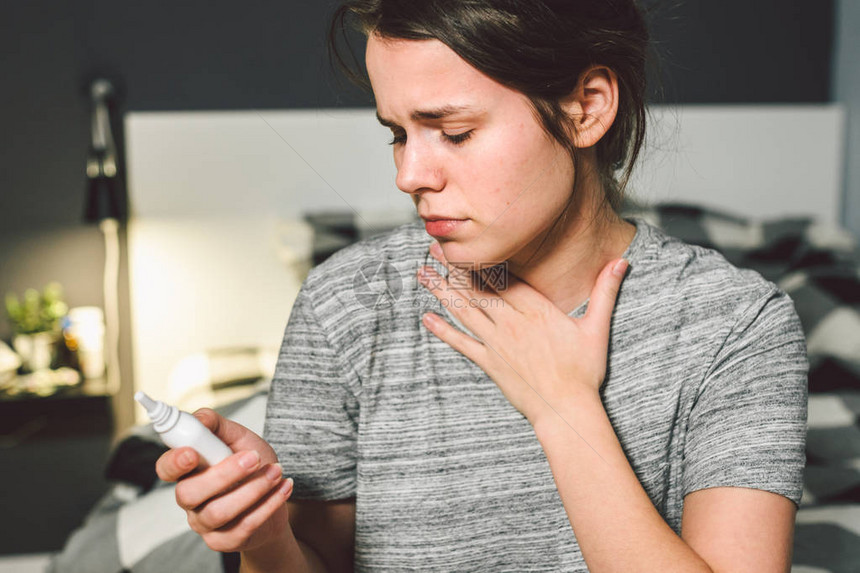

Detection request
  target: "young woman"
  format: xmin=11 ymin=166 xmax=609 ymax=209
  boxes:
xmin=156 ymin=1 xmax=808 ymax=571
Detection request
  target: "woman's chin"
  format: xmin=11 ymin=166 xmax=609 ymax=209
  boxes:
xmin=438 ymin=242 xmax=507 ymax=271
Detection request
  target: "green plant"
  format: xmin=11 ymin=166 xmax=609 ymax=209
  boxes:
xmin=5 ymin=282 xmax=68 ymax=335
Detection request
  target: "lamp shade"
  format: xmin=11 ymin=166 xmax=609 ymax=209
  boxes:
xmin=85 ymin=78 xmax=126 ymax=223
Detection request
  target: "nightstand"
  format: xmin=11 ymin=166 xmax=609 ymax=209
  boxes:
xmin=0 ymin=378 xmax=115 ymax=555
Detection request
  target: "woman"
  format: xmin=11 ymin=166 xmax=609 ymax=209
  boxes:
xmin=156 ymin=1 xmax=808 ymax=571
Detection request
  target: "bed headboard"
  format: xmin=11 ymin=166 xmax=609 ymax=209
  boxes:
xmin=632 ymin=106 xmax=844 ymax=224
xmin=125 ymin=105 xmax=845 ymax=418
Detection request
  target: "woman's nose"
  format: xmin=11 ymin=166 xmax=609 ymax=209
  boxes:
xmin=395 ymin=137 xmax=444 ymax=195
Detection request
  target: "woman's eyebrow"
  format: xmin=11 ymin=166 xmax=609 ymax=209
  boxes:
xmin=376 ymin=104 xmax=481 ymax=127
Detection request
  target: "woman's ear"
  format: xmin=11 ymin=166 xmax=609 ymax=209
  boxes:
xmin=561 ymin=66 xmax=619 ymax=149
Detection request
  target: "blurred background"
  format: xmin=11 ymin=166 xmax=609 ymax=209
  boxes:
xmin=0 ymin=0 xmax=858 ymax=570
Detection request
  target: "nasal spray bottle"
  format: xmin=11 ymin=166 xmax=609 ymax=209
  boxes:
xmin=135 ymin=391 xmax=233 ymax=467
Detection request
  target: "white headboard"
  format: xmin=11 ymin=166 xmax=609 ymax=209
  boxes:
xmin=632 ymin=105 xmax=844 ymax=223
xmin=125 ymin=105 xmax=845 ymax=417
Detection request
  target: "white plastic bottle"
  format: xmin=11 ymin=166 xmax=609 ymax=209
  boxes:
xmin=134 ymin=391 xmax=233 ymax=467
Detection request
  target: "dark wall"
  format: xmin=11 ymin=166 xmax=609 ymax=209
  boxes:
xmin=0 ymin=0 xmax=835 ymax=423
xmin=73 ymin=0 xmax=372 ymax=112
xmin=646 ymin=1 xmax=833 ymax=103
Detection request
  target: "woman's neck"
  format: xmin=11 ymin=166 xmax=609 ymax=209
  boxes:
xmin=507 ymin=178 xmax=636 ymax=316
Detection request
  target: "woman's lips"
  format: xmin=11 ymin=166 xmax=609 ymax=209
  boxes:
xmin=424 ymin=219 xmax=467 ymax=237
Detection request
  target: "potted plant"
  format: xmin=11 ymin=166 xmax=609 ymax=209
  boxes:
xmin=5 ymin=282 xmax=68 ymax=372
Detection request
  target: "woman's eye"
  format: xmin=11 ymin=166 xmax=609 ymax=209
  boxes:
xmin=443 ymin=130 xmax=473 ymax=145
xmin=388 ymin=129 xmax=473 ymax=146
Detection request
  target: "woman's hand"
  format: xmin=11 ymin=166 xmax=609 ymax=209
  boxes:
xmin=155 ymin=410 xmax=294 ymax=553
xmin=417 ymin=241 xmax=629 ymax=426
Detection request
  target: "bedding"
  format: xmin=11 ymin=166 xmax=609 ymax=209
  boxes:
xmin=48 ymin=202 xmax=860 ymax=573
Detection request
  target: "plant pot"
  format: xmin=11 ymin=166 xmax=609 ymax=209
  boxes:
xmin=12 ymin=332 xmax=58 ymax=372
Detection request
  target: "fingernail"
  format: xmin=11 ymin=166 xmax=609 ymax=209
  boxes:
xmin=281 ymin=477 xmax=294 ymax=495
xmin=612 ymin=258 xmax=629 ymax=277
xmin=239 ymin=450 xmax=261 ymax=469
xmin=180 ymin=450 xmax=195 ymax=467
xmin=266 ymin=463 xmax=283 ymax=481
xmin=430 ymin=242 xmax=442 ymax=257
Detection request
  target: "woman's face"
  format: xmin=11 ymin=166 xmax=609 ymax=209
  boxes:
xmin=366 ymin=35 xmax=578 ymax=268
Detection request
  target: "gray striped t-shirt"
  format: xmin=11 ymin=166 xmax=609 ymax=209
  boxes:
xmin=263 ymin=216 xmax=808 ymax=571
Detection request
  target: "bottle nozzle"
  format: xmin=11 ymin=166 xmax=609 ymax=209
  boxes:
xmin=134 ymin=391 xmax=178 ymax=431
xmin=134 ymin=391 xmax=157 ymax=412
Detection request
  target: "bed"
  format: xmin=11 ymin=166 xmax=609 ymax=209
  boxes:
xmin=47 ymin=200 xmax=860 ymax=573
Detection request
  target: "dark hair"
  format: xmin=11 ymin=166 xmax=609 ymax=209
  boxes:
xmin=329 ymin=0 xmax=650 ymax=213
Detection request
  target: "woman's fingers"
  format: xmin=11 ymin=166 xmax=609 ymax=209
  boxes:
xmin=152 ymin=414 xmax=290 ymax=553
xmin=156 ymin=447 xmax=200 ymax=483
xmin=425 ymin=242 xmax=504 ymax=317
xmin=427 ymin=240 xmax=551 ymax=318
xmin=477 ymin=265 xmax=557 ymax=318
xmin=422 ymin=312 xmax=487 ymax=359
xmin=192 ymin=408 xmax=261 ymax=453
xmin=201 ymin=477 xmax=294 ymax=552
xmin=418 ymin=266 xmax=496 ymax=334
xmin=583 ymin=258 xmax=629 ymax=336
xmin=175 ymin=450 xmax=262 ymax=510
xmin=233 ymin=476 xmax=293 ymax=532
xmin=189 ymin=462 xmax=285 ymax=531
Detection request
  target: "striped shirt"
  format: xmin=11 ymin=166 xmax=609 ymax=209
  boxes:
xmin=264 ymin=216 xmax=808 ymax=571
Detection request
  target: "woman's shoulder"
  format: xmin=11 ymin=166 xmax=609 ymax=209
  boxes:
xmin=626 ymin=216 xmax=797 ymax=328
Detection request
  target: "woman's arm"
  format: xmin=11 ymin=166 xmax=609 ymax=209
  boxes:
xmin=534 ymin=392 xmax=795 ymax=572
xmin=682 ymin=487 xmax=795 ymax=573
xmin=532 ymin=392 xmax=711 ymax=572
xmin=534 ymin=394 xmax=795 ymax=572
xmin=239 ymin=523 xmax=327 ymax=573
xmin=532 ymin=392 xmax=794 ymax=572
